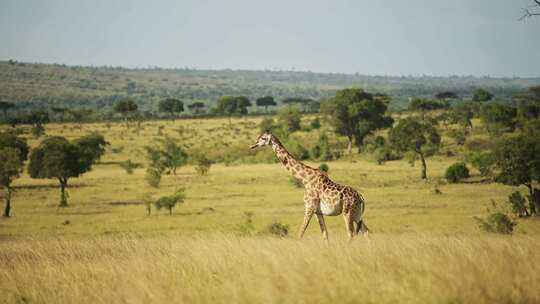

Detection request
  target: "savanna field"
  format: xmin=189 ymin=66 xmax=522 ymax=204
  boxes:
xmin=1 ymin=116 xmax=539 ymax=304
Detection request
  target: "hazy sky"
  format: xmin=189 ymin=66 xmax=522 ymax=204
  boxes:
xmin=1 ymin=0 xmax=539 ymax=76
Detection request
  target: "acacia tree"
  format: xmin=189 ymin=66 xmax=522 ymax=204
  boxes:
xmin=187 ymin=102 xmax=205 ymax=115
xmin=215 ymin=96 xmax=251 ymax=126
xmin=321 ymin=88 xmax=393 ymax=154
xmin=158 ymin=98 xmax=184 ymax=121
xmin=256 ymin=96 xmax=277 ymax=113
xmin=73 ymin=133 xmax=109 ymax=164
xmin=114 ymin=99 xmax=138 ymax=127
xmin=480 ymin=104 xmax=517 ymax=135
xmin=493 ymin=135 xmax=540 ymax=215
xmin=28 ymin=137 xmax=96 ymax=207
xmin=145 ymin=136 xmax=187 ymax=176
xmin=0 ymin=132 xmax=29 ymax=217
xmin=282 ymin=97 xmax=313 ymax=113
xmin=389 ymin=117 xmax=441 ymax=179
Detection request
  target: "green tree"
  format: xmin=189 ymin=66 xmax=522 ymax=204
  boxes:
xmin=277 ymin=106 xmax=301 ymax=132
xmin=480 ymin=104 xmax=517 ymax=135
xmin=434 ymin=91 xmax=458 ymax=100
xmin=145 ymin=137 xmax=187 ymax=175
xmin=472 ymin=88 xmax=494 ymax=102
xmin=28 ymin=137 xmax=96 ymax=207
xmin=256 ymin=96 xmax=277 ymax=113
xmin=153 ymin=189 xmax=185 ymax=215
xmin=158 ymin=98 xmax=184 ymax=121
xmin=0 ymin=132 xmax=29 ymax=217
xmin=493 ymin=135 xmax=540 ymax=215
xmin=321 ymin=88 xmax=393 ymax=153
xmin=389 ymin=117 xmax=441 ymax=179
xmin=450 ymin=103 xmax=474 ymax=128
xmin=187 ymin=102 xmax=206 ymax=115
xmin=26 ymin=110 xmax=50 ymax=138
xmin=282 ymin=97 xmax=313 ymax=112
xmin=73 ymin=133 xmax=109 ymax=164
xmin=0 ymin=101 xmax=15 ymax=118
xmin=215 ymin=96 xmax=251 ymax=126
xmin=114 ymin=99 xmax=138 ymax=127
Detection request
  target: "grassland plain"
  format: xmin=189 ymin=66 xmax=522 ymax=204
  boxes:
xmin=1 ymin=117 xmax=539 ymax=303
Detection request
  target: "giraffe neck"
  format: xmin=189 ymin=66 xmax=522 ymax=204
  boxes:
xmin=271 ymin=138 xmax=314 ymax=184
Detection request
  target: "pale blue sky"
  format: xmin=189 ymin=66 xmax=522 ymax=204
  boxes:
xmin=1 ymin=0 xmax=539 ymax=76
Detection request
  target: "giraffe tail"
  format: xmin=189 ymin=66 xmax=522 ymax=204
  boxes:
xmin=356 ymin=219 xmax=370 ymax=236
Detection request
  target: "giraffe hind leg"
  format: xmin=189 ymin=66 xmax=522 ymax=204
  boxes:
xmin=356 ymin=219 xmax=370 ymax=239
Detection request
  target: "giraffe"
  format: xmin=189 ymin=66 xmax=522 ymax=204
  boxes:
xmin=250 ymin=130 xmax=369 ymax=241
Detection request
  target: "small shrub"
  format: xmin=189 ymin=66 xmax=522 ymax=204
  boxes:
xmin=31 ymin=125 xmax=45 ymax=138
xmin=508 ymin=191 xmax=529 ymax=217
xmin=448 ymin=129 xmax=467 ymax=146
xmin=445 ymin=162 xmax=469 ymax=183
xmin=373 ymin=146 xmax=400 ymax=165
xmin=194 ymin=154 xmax=213 ymax=175
xmin=310 ymin=117 xmax=321 ymax=129
xmin=465 ymin=137 xmax=494 ymax=152
xmin=277 ymin=106 xmax=301 ymax=132
xmin=319 ymin=163 xmax=329 ymax=173
xmin=309 ymin=133 xmax=332 ymax=161
xmin=265 ymin=221 xmax=289 ymax=237
xmin=118 ymin=159 xmax=141 ymax=174
xmin=153 ymin=189 xmax=185 ymax=215
xmin=259 ymin=117 xmax=275 ymax=133
xmin=474 ymin=200 xmax=517 ymax=234
xmin=285 ymin=139 xmax=309 ymax=160
xmin=467 ymin=151 xmax=494 ymax=178
xmin=145 ymin=168 xmax=162 ymax=188
xmin=474 ymin=212 xmax=516 ymax=234
xmin=237 ymin=211 xmax=255 ymax=235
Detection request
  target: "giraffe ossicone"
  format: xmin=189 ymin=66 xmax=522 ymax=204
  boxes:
xmin=251 ymin=131 xmax=369 ymax=241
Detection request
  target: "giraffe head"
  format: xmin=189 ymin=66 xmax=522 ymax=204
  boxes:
xmin=250 ymin=130 xmax=274 ymax=149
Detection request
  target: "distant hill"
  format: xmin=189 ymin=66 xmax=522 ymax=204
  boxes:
xmin=0 ymin=60 xmax=538 ymax=113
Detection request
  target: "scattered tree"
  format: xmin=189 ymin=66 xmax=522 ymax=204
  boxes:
xmin=158 ymin=98 xmax=184 ymax=121
xmin=277 ymin=106 xmax=302 ymax=132
xmin=256 ymin=96 xmax=277 ymax=113
xmin=0 ymin=132 xmax=29 ymax=217
xmin=153 ymin=189 xmax=186 ymax=215
xmin=480 ymin=104 xmax=517 ymax=135
xmin=445 ymin=162 xmax=470 ymax=183
xmin=321 ymin=88 xmax=393 ymax=153
xmin=28 ymin=137 xmax=96 ymax=207
xmin=114 ymin=99 xmax=138 ymax=127
xmin=493 ymin=135 xmax=540 ymax=215
xmin=389 ymin=117 xmax=441 ymax=179
xmin=435 ymin=91 xmax=458 ymax=100
xmin=145 ymin=137 xmax=187 ymax=175
xmin=215 ymin=96 xmax=251 ymax=126
xmin=73 ymin=133 xmax=109 ymax=164
xmin=187 ymin=102 xmax=205 ymax=115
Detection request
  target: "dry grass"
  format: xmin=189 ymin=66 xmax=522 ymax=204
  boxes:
xmin=1 ymin=234 xmax=539 ymax=304
xmin=1 ymin=117 xmax=540 ymax=303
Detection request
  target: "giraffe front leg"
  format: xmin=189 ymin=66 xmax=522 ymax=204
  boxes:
xmin=298 ymin=208 xmax=314 ymax=239
xmin=316 ymin=213 xmax=329 ymax=241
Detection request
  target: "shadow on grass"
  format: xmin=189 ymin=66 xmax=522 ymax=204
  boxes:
xmin=14 ymin=183 xmax=92 ymax=190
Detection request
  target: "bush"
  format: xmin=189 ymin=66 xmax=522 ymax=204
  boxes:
xmin=259 ymin=117 xmax=275 ymax=133
xmin=467 ymin=152 xmax=494 ymax=178
xmin=319 ymin=163 xmax=329 ymax=172
xmin=277 ymin=106 xmax=301 ymax=132
xmin=445 ymin=162 xmax=469 ymax=183
xmin=285 ymin=139 xmax=309 ymax=160
xmin=448 ymin=129 xmax=467 ymax=146
xmin=310 ymin=117 xmax=321 ymax=129
xmin=465 ymin=137 xmax=494 ymax=152
xmin=508 ymin=191 xmax=529 ymax=217
xmin=145 ymin=168 xmax=162 ymax=188
xmin=474 ymin=212 xmax=516 ymax=234
xmin=153 ymin=189 xmax=185 ymax=215
xmin=265 ymin=221 xmax=289 ymax=237
xmin=309 ymin=133 xmax=332 ymax=161
xmin=373 ymin=146 xmax=400 ymax=165
xmin=194 ymin=154 xmax=213 ymax=175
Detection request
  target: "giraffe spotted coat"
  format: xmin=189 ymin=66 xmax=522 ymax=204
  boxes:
xmin=251 ymin=131 xmax=369 ymax=241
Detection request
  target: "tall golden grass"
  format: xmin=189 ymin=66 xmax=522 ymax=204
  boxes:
xmin=1 ymin=234 xmax=539 ymax=304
